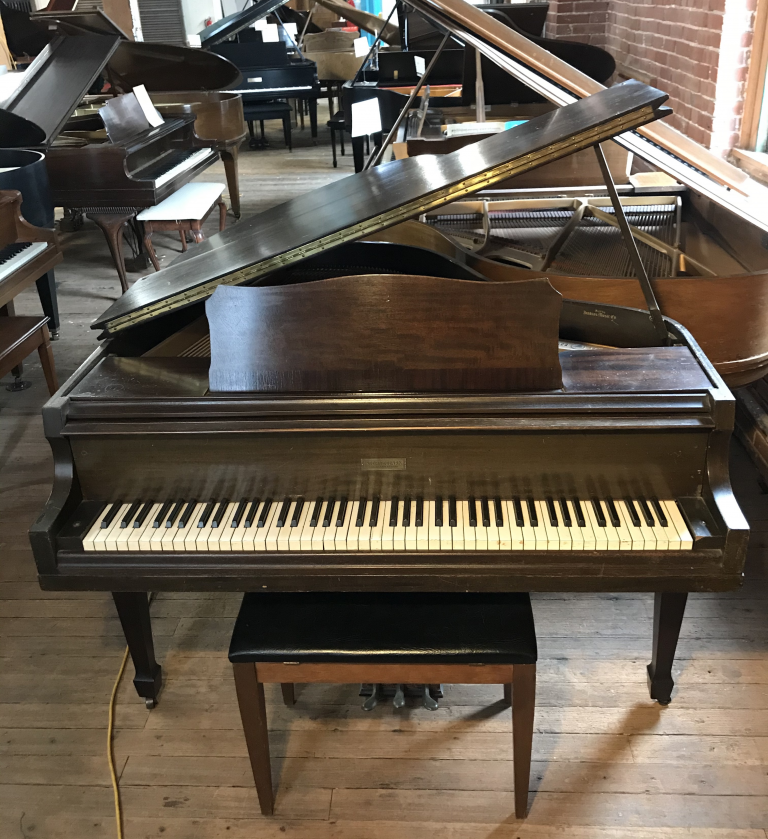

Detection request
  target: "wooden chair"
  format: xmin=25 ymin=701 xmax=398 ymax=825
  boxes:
xmin=229 ymin=592 xmax=537 ymax=819
xmin=0 ymin=316 xmax=58 ymax=395
xmin=136 ymin=183 xmax=227 ymax=272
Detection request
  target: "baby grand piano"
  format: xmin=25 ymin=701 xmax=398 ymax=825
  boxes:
xmin=30 ymin=81 xmax=748 ymax=711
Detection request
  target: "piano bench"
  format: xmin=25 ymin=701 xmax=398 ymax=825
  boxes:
xmin=229 ymin=592 xmax=537 ymax=819
xmin=328 ymin=110 xmax=346 ymax=168
xmin=0 ymin=315 xmax=58 ymax=395
xmin=137 ymin=183 xmax=227 ymax=272
xmin=243 ymin=101 xmax=292 ymax=151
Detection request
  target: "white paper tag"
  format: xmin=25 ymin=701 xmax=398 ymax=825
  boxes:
xmin=253 ymin=18 xmax=269 ymax=30
xmin=262 ymin=23 xmax=279 ymax=42
xmin=187 ymin=33 xmax=202 ymax=48
xmin=414 ymin=55 xmax=426 ymax=76
xmin=132 ymin=84 xmax=164 ymax=128
xmin=351 ymin=98 xmax=382 ymax=137
xmin=353 ymin=36 xmax=370 ymax=57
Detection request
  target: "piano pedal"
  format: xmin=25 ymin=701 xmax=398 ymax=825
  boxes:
xmin=393 ymin=684 xmax=405 ymax=709
xmin=6 ymin=376 xmax=31 ymax=392
xmin=423 ymin=685 xmax=439 ymax=712
xmin=359 ymin=683 xmax=444 ymax=710
xmin=362 ymin=683 xmax=381 ymax=711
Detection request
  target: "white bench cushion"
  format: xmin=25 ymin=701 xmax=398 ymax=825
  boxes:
xmin=137 ymin=182 xmax=225 ymax=222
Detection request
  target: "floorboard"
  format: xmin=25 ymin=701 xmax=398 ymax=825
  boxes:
xmin=0 ymin=107 xmax=766 ymax=838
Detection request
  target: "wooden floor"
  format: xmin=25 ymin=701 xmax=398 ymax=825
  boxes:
xmin=1 ymin=110 xmax=767 ymax=838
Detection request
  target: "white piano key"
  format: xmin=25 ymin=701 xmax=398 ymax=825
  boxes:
xmin=515 ymin=499 xmax=534 ymax=550
xmin=563 ymin=498 xmax=583 ymax=550
xmin=453 ymin=500 xmax=466 ymax=551
xmin=415 ymin=499 xmax=429 ymax=550
xmin=371 ymin=499 xmax=385 ymax=551
xmin=607 ymin=498 xmax=632 ymax=550
xmin=254 ymin=502 xmax=279 ymax=551
xmin=572 ymin=498 xmax=595 ymax=550
xmin=529 ymin=500 xmax=549 ymax=550
xmin=404 ymin=499 xmax=418 ymax=549
xmin=584 ymin=499 xmax=608 ymax=550
xmin=322 ymin=499 xmax=339 ymax=550
xmin=495 ymin=499 xmax=511 ymax=550
xmin=136 ymin=503 xmax=163 ymax=551
xmin=662 ymin=499 xmax=694 ymax=550
xmin=617 ymin=499 xmax=647 ymax=550
xmin=232 ymin=501 xmax=260 ymax=552
xmin=82 ymin=505 xmax=110 ymax=552
xmin=300 ymin=499 xmax=320 ymax=550
xmin=161 ymin=503 xmax=186 ymax=551
xmin=437 ymin=499 xmax=452 ymax=550
xmin=554 ymin=499 xmax=573 ymax=551
xmin=650 ymin=498 xmax=678 ymax=549
xmin=594 ymin=499 xmax=620 ymax=551
xmin=382 ymin=500 xmax=395 ymax=550
xmin=277 ymin=501 xmax=298 ymax=551
xmin=334 ymin=499 xmax=353 ymax=550
xmin=505 ymin=500 xmax=525 ymax=550
xmin=345 ymin=500 xmax=361 ymax=551
xmin=462 ymin=499 xmax=477 ymax=550
xmin=356 ymin=498 xmax=374 ymax=551
xmin=485 ymin=499 xmax=500 ymax=550
xmin=107 ymin=504 xmax=136 ymax=552
xmin=637 ymin=498 xmax=666 ymax=550
xmin=289 ymin=501 xmax=311 ymax=551
xmin=394 ymin=498 xmax=408 ymax=550
xmin=311 ymin=501 xmax=329 ymax=550
xmin=540 ymin=499 xmax=560 ymax=550
xmin=474 ymin=499 xmax=488 ymax=550
xmin=211 ymin=502 xmax=238 ymax=552
xmin=195 ymin=502 xmax=218 ymax=551
xmin=182 ymin=503 xmax=206 ymax=551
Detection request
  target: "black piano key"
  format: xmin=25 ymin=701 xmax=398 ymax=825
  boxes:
xmin=415 ymin=497 xmax=424 ymax=527
xmin=198 ymin=500 xmax=216 ymax=528
xmin=493 ymin=497 xmax=504 ymax=527
xmin=310 ymin=497 xmax=323 ymax=527
xmin=100 ymin=502 xmax=121 ymax=529
xmin=121 ymin=500 xmax=142 ymax=528
xmin=572 ymin=497 xmax=586 ymax=527
xmin=651 ymin=497 xmax=668 ymax=527
xmin=291 ymin=498 xmax=305 ymax=527
xmin=245 ymin=499 xmax=261 ymax=528
xmin=369 ymin=496 xmax=380 ymax=527
xmin=559 ymin=498 xmax=572 ymax=527
xmin=449 ymin=496 xmax=457 ymax=527
xmin=133 ymin=501 xmax=154 ymax=528
xmin=166 ymin=500 xmax=185 ymax=528
xmin=435 ymin=496 xmax=443 ymax=527
xmin=606 ymin=497 xmax=621 ymax=527
xmin=154 ymin=500 xmax=173 ymax=529
xmin=212 ymin=499 xmax=229 ymax=528
xmin=638 ymin=497 xmax=655 ymax=526
xmin=402 ymin=497 xmax=411 ymax=527
xmin=178 ymin=500 xmax=197 ymax=528
xmin=356 ymin=498 xmax=368 ymax=527
xmin=277 ymin=497 xmax=292 ymax=527
xmin=546 ymin=497 xmax=559 ymax=527
xmin=336 ymin=497 xmax=348 ymax=527
xmin=591 ymin=498 xmax=607 ymax=527
xmin=526 ymin=498 xmax=538 ymax=527
xmin=468 ymin=496 xmax=477 ymax=527
xmin=257 ymin=498 xmax=273 ymax=528
xmin=231 ymin=499 xmax=248 ymax=528
xmin=481 ymin=497 xmax=490 ymax=527
xmin=624 ymin=497 xmax=641 ymax=527
xmin=512 ymin=497 xmax=524 ymax=527
xmin=389 ymin=496 xmax=399 ymax=527
xmin=323 ymin=497 xmax=336 ymax=527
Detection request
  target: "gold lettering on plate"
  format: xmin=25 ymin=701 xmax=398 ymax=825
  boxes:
xmin=361 ymin=458 xmax=407 ymax=471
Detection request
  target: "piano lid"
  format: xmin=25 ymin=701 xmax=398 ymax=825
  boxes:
xmin=199 ymin=0 xmax=291 ymax=48
xmin=94 ymin=80 xmax=669 ymax=335
xmin=0 ymin=32 xmax=120 ymax=148
xmin=407 ymin=0 xmax=768 ymax=233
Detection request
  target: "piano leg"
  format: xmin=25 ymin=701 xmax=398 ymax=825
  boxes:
xmin=112 ymin=592 xmax=163 ymax=707
xmin=647 ymin=591 xmax=688 ymax=705
xmin=35 ymin=270 xmax=60 ymax=339
xmin=220 ymin=145 xmax=241 ymax=219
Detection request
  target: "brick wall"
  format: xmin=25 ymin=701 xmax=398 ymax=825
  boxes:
xmin=546 ymin=0 xmax=757 ymax=152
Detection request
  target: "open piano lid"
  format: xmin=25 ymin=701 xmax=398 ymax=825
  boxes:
xmin=0 ymin=31 xmax=120 ymax=148
xmin=94 ymin=80 xmax=669 ymax=335
xmin=28 ymin=9 xmax=242 ymax=91
xmin=198 ymin=0 xmax=291 ymax=47
xmin=407 ymin=0 xmax=768 ymax=233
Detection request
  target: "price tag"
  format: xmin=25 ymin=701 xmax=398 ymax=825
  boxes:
xmin=414 ymin=56 xmax=426 ymax=76
xmin=354 ymin=36 xmax=370 ymax=57
xmin=262 ymin=23 xmax=279 ymax=42
xmin=284 ymin=21 xmax=298 ymax=37
xmin=351 ymin=98 xmax=382 ymax=137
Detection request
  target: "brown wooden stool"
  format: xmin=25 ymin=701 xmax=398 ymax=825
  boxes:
xmin=229 ymin=592 xmax=537 ymax=819
xmin=137 ymin=183 xmax=227 ymax=272
xmin=0 ymin=315 xmax=58 ymax=395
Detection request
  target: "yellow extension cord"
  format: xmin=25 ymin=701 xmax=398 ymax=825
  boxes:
xmin=108 ymin=646 xmax=130 ymax=839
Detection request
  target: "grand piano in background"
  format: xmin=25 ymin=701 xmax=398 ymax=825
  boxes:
xmin=29 ymin=80 xmax=748 ymax=717
xmin=201 ymin=0 xmax=321 ymax=142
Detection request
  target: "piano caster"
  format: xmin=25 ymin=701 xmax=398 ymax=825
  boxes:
xmin=49 ymin=329 xmax=59 ymax=341
xmin=145 ymin=697 xmax=157 ymax=710
xmin=6 ymin=377 xmax=31 ymax=392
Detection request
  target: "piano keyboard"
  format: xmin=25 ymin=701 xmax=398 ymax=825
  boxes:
xmin=82 ymin=495 xmax=693 ymax=552
xmin=153 ymin=149 xmax=216 ymax=188
xmin=231 ymin=86 xmax=314 ymax=94
xmin=0 ymin=242 xmax=47 ymax=282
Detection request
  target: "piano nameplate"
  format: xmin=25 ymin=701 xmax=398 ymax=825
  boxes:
xmin=362 ymin=458 xmax=407 ymax=471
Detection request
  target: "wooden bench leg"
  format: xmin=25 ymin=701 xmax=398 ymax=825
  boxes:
xmin=142 ymin=225 xmax=161 ymax=272
xmin=37 ymin=323 xmax=58 ymax=396
xmin=233 ymin=663 xmax=274 ymax=816
xmin=280 ymin=683 xmax=295 ymax=706
xmin=512 ymin=663 xmax=535 ymax=818
xmin=217 ymin=199 xmax=227 ymax=232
